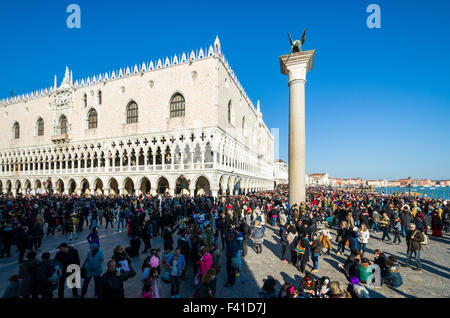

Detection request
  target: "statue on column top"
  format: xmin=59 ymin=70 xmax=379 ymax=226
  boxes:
xmin=288 ymin=29 xmax=306 ymax=53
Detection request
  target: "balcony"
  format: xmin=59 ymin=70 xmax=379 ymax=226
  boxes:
xmin=51 ymin=133 xmax=69 ymax=143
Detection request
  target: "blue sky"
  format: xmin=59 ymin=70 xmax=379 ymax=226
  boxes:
xmin=0 ymin=0 xmax=449 ymax=180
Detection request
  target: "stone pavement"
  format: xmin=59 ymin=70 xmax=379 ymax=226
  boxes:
xmin=0 ymin=222 xmax=448 ymax=298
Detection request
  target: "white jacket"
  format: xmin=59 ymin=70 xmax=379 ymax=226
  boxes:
xmin=358 ymin=229 xmax=370 ymax=244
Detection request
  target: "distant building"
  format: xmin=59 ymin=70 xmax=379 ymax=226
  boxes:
xmin=274 ymin=159 xmax=288 ymax=186
xmin=308 ymin=173 xmax=329 ymax=186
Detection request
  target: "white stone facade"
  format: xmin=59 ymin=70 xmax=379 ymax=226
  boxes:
xmin=274 ymin=159 xmax=288 ymax=186
xmin=0 ymin=37 xmax=275 ymax=197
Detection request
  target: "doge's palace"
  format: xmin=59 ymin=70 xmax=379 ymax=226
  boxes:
xmin=0 ymin=37 xmax=275 ymax=197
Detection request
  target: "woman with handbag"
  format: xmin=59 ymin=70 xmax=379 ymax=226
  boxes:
xmin=81 ymin=243 xmax=104 ymax=298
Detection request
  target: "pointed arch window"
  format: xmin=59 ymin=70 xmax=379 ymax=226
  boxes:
xmin=37 ymin=118 xmax=44 ymax=136
xmin=170 ymin=93 xmax=185 ymax=118
xmin=126 ymin=101 xmax=138 ymax=124
xmin=13 ymin=122 xmax=20 ymax=139
xmin=59 ymin=115 xmax=68 ymax=134
xmin=88 ymin=109 xmax=98 ymax=129
xmin=228 ymin=101 xmax=232 ymax=125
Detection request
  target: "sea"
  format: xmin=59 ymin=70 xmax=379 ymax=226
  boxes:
xmin=375 ymin=186 xmax=450 ymax=200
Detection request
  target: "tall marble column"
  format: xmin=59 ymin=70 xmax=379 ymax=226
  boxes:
xmin=280 ymin=50 xmax=315 ymax=205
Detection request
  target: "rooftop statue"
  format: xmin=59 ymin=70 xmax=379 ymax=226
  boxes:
xmin=288 ymin=28 xmax=306 ymax=53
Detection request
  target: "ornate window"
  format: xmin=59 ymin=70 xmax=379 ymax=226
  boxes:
xmin=126 ymin=101 xmax=138 ymax=124
xmin=13 ymin=122 xmax=20 ymax=139
xmin=97 ymin=90 xmax=102 ymax=105
xmin=37 ymin=118 xmax=44 ymax=136
xmin=170 ymin=93 xmax=185 ymax=118
xmin=59 ymin=115 xmax=68 ymax=134
xmin=88 ymin=109 xmax=98 ymax=129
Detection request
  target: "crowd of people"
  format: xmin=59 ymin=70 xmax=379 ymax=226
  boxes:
xmin=0 ymin=186 xmax=448 ymax=298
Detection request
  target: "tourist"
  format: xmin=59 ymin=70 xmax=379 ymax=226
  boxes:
xmin=35 ymin=252 xmax=61 ymax=299
xmin=166 ymin=247 xmax=185 ymax=298
xmin=295 ymin=233 xmax=310 ymax=274
xmin=195 ymin=268 xmax=217 ymax=298
xmin=87 ymin=227 xmax=100 ymax=246
xmin=310 ymin=231 xmax=323 ymax=273
xmin=380 ymin=213 xmax=392 ymax=243
xmin=280 ymin=224 xmax=289 ymax=263
xmin=336 ymin=221 xmax=349 ymax=256
xmin=392 ymin=217 xmax=402 ymax=245
xmin=54 ymin=242 xmax=80 ymax=298
xmin=1 ymin=275 xmax=20 ymax=298
xmin=319 ymin=229 xmax=332 ymax=255
xmin=328 ymin=281 xmax=351 ymax=298
xmin=238 ymin=218 xmax=250 ymax=258
xmin=198 ymin=246 xmax=213 ymax=281
xmin=400 ymin=207 xmax=414 ymax=237
xmin=401 ymin=223 xmax=424 ymax=271
xmin=382 ymin=256 xmax=403 ymax=287
xmin=98 ymin=260 xmax=127 ymax=299
xmin=80 ymin=243 xmax=104 ymax=298
xmin=431 ymin=210 xmax=443 ymax=237
xmin=258 ymin=276 xmax=277 ymax=298
xmin=224 ymin=232 xmax=238 ymax=287
xmin=141 ymin=220 xmax=152 ymax=253
xmin=18 ymin=251 xmax=38 ymax=298
xmin=372 ymin=249 xmax=388 ymax=275
xmin=141 ymin=267 xmax=160 ymax=298
xmin=315 ymin=276 xmax=331 ymax=298
xmin=357 ymin=224 xmax=370 ymax=257
xmin=300 ymin=272 xmax=316 ymax=297
xmin=112 ymin=245 xmax=135 ymax=279
xmin=252 ymin=219 xmax=265 ymax=254
xmin=16 ymin=225 xmax=30 ymax=264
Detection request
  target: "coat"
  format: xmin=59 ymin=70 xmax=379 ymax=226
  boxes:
xmin=18 ymin=259 xmax=38 ymax=297
xmin=406 ymin=230 xmax=424 ymax=251
xmin=54 ymin=247 xmax=80 ymax=271
xmin=83 ymin=244 xmax=104 ymax=277
xmin=357 ymin=229 xmax=370 ymax=244
xmin=99 ymin=270 xmax=127 ymax=299
xmin=382 ymin=266 xmax=402 ymax=287
xmin=199 ymin=252 xmax=213 ymax=277
xmin=252 ymin=226 xmax=265 ymax=244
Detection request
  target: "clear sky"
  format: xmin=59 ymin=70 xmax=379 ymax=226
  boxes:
xmin=0 ymin=0 xmax=449 ymax=180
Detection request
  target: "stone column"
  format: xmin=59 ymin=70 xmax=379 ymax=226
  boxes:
xmin=280 ymin=50 xmax=315 ymax=205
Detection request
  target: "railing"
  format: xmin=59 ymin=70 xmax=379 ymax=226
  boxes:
xmin=1 ymin=160 xmax=227 ymax=177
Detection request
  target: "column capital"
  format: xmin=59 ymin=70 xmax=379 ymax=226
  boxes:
xmin=280 ymin=49 xmax=315 ymax=82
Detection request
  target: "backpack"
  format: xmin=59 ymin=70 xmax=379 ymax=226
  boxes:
xmin=420 ymin=232 xmax=429 ymax=246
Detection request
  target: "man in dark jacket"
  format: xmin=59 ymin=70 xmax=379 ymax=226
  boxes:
xmin=16 ymin=226 xmax=31 ymax=264
xmin=401 ymin=223 xmax=424 ymax=271
xmin=238 ymin=220 xmax=250 ymax=257
xmin=400 ymin=211 xmax=414 ymax=237
xmin=224 ymin=232 xmax=238 ymax=287
xmin=54 ymin=243 xmax=80 ymax=298
xmin=35 ymin=252 xmax=61 ymax=298
xmin=99 ymin=260 xmax=127 ymax=298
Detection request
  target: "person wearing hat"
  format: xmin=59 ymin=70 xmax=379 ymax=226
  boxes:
xmin=1 ymin=274 xmax=20 ymax=298
xmin=54 ymin=242 xmax=80 ymax=298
